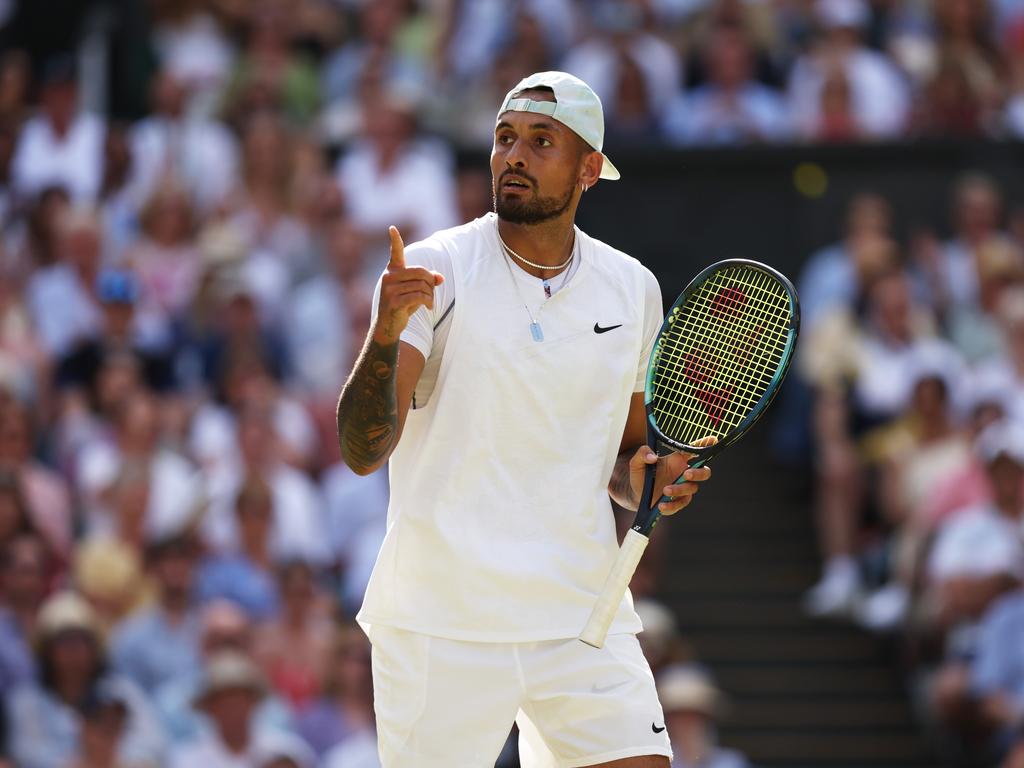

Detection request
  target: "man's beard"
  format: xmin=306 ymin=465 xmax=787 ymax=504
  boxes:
xmin=494 ymin=176 xmax=575 ymax=225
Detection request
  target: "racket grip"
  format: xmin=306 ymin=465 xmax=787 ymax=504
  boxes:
xmin=579 ymin=528 xmax=650 ymax=648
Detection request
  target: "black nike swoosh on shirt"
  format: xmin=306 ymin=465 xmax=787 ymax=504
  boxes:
xmin=594 ymin=323 xmax=623 ymax=334
xmin=652 ymin=723 xmax=666 ymax=733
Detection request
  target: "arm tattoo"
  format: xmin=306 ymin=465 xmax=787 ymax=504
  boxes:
xmin=336 ymin=338 xmax=400 ymax=474
xmin=608 ymin=449 xmax=638 ymax=510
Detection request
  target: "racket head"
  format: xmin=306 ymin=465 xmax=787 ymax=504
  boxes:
xmin=643 ymin=259 xmax=800 ymax=464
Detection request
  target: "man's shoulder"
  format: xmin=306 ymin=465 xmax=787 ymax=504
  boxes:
xmin=423 ymin=214 xmax=494 ymax=248
xmin=112 ymin=606 xmax=162 ymax=643
xmin=581 ymin=228 xmax=657 ymax=285
xmin=986 ymin=590 xmax=1024 ymax=629
xmin=406 ymin=214 xmax=495 ymax=267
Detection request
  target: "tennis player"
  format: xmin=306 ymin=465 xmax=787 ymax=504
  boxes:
xmin=336 ymin=71 xmax=713 ymax=767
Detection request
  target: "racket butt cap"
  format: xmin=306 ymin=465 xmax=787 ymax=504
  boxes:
xmin=578 ymin=529 xmax=650 ymax=648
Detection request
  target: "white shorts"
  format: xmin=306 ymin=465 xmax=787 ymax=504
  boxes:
xmin=367 ymin=626 xmax=671 ymax=767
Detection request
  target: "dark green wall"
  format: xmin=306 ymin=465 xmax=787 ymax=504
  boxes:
xmin=568 ymin=140 xmax=1024 ymax=300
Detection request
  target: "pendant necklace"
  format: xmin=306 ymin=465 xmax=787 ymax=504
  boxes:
xmin=497 ymin=231 xmax=576 ymax=342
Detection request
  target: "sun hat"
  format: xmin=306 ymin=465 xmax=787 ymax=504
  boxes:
xmin=976 ymin=419 xmax=1024 ymax=466
xmin=498 ymin=71 xmax=620 ymax=181
xmin=657 ymin=664 xmax=727 ymax=717
xmin=192 ymin=651 xmax=268 ymax=708
xmin=34 ymin=591 xmax=103 ymax=649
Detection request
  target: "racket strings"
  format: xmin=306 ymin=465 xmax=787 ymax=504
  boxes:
xmin=675 ymin=272 xmax=789 ymax=409
xmin=650 ymin=266 xmax=792 ymax=446
xmin=657 ymin=269 xmax=789 ymax=438
xmin=655 ymin=304 xmax=785 ymax=440
xmin=659 ymin=287 xmax=784 ymax=413
xmin=664 ymin=272 xmax=789 ymax=436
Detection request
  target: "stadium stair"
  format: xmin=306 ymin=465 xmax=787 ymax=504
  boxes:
xmin=662 ymin=430 xmax=935 ymax=768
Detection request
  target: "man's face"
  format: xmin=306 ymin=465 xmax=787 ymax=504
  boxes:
xmin=708 ymin=28 xmax=750 ymax=89
xmin=0 ymin=408 xmax=28 ymax=462
xmin=203 ymin=688 xmax=259 ymax=733
xmin=153 ymin=546 xmax=195 ymax=599
xmin=2 ymin=536 xmax=46 ymax=605
xmin=42 ymin=81 xmax=76 ymax=129
xmin=490 ymin=90 xmax=586 ymax=225
xmin=62 ymin=225 xmax=101 ymax=273
xmin=988 ymin=455 xmax=1024 ymax=506
xmin=958 ymin=186 xmax=999 ymax=239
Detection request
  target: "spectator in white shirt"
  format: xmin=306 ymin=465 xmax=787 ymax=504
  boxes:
xmin=663 ymin=23 xmax=789 ymax=146
xmin=11 ymin=56 xmax=104 ymax=205
xmin=928 ymin=422 xmax=1024 ymax=628
xmin=130 ymin=69 xmax=239 ymax=215
xmin=561 ymin=0 xmax=681 ymax=130
xmin=336 ymin=90 xmax=458 ymax=273
xmin=928 ymin=421 xmax=1024 ymax=730
xmin=150 ymin=0 xmax=235 ymax=120
xmin=200 ymin=401 xmax=328 ymax=566
xmin=189 ymin=352 xmax=318 ymax=478
xmin=788 ymin=0 xmax=910 ymax=140
xmin=25 ymin=206 xmax=103 ymax=358
xmin=75 ymin=389 xmax=202 ymax=542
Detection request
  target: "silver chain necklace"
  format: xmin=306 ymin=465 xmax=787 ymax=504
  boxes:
xmin=496 ymin=224 xmax=574 ymax=271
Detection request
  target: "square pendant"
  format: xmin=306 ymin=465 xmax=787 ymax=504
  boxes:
xmin=530 ymin=322 xmax=544 ymax=342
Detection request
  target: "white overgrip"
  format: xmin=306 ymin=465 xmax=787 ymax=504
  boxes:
xmin=578 ymin=528 xmax=650 ymax=648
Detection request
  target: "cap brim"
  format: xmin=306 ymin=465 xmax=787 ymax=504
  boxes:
xmin=599 ymin=153 xmax=620 ymax=180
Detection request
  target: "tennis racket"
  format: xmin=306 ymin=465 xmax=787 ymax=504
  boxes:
xmin=579 ymin=259 xmax=800 ymax=648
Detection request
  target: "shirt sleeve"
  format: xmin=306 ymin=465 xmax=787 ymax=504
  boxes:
xmin=635 ymin=266 xmax=664 ymax=392
xmin=369 ymin=239 xmax=454 ymax=361
xmin=970 ymin=596 xmax=1022 ymax=697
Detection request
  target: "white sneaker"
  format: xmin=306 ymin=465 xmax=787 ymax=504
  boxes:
xmin=802 ymin=560 xmax=861 ymax=618
xmin=854 ymin=583 xmax=909 ymax=632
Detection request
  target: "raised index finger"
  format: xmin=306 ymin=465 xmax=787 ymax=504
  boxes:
xmin=388 ymin=225 xmax=405 ymax=269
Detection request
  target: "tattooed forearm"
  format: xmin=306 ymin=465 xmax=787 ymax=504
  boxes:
xmin=337 ymin=338 xmax=400 ymax=475
xmin=608 ymin=449 xmax=637 ymax=510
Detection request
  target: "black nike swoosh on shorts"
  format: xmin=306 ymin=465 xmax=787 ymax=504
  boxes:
xmin=594 ymin=323 xmax=623 ymax=334
xmin=652 ymin=723 xmax=666 ymax=733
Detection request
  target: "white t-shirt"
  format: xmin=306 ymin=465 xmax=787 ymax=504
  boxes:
xmin=788 ymin=48 xmax=910 ymax=139
xmin=11 ymin=114 xmax=105 ymax=203
xmin=336 ymin=139 xmax=459 ymax=272
xmin=130 ymin=115 xmax=239 ymax=213
xmin=358 ymin=213 xmax=663 ymax=641
xmin=929 ymin=505 xmax=1024 ymax=583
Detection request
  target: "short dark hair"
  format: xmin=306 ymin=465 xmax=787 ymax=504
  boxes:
xmin=511 ymin=85 xmax=555 ymax=99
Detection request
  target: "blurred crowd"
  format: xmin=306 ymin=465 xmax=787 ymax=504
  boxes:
xmin=795 ymin=174 xmax=1024 ymax=766
xmin=5 ymin=0 xmax=1024 ymax=766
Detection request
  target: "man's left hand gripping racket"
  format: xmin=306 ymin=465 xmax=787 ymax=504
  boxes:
xmin=579 ymin=259 xmax=800 ymax=648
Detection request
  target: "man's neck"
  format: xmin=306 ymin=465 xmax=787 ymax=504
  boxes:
xmin=997 ymin=499 xmax=1023 ymax=519
xmin=219 ymin=725 xmax=250 ymax=755
xmin=161 ymin=593 xmax=190 ymax=622
xmin=496 ymin=214 xmax=577 ymax=279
